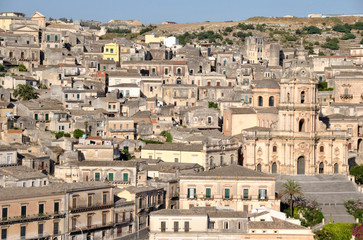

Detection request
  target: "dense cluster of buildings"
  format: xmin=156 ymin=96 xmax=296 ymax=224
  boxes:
xmin=0 ymin=11 xmax=362 ymax=239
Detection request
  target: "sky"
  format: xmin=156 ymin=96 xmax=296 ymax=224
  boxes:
xmin=0 ymin=0 xmax=362 ymax=24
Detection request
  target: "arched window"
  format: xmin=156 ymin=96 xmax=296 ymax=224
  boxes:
xmin=220 ymin=156 xmax=224 ymax=166
xmin=209 ymin=157 xmax=214 ymax=168
xmin=320 ymin=146 xmax=324 ymax=153
xmin=344 ymin=88 xmax=349 ymax=95
xmin=208 ymin=116 xmax=212 ymax=124
xmin=301 ymin=91 xmax=305 ymax=103
xmin=272 ymin=162 xmax=277 ymax=174
xmin=299 ymin=119 xmax=305 ymax=132
xmin=273 ymin=146 xmax=277 ymax=153
xmin=257 ymin=164 xmax=262 ymax=172
xmin=269 ymin=96 xmax=274 ymax=106
xmin=258 ymin=96 xmax=263 ymax=106
xmin=230 ymin=155 xmax=234 ymax=164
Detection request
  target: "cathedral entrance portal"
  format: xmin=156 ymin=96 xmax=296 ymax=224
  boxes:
xmin=297 ymin=156 xmax=305 ymax=174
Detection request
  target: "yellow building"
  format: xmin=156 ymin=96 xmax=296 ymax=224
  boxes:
xmin=103 ymin=43 xmax=120 ymax=62
xmin=145 ymin=34 xmax=165 ymax=44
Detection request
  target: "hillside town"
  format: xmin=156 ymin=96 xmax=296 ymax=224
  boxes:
xmin=0 ymin=10 xmax=363 ymax=240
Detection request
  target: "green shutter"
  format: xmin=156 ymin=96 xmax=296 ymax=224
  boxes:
xmin=45 ymin=114 xmax=49 ymax=121
xmin=243 ymin=189 xmax=249 ymax=199
xmin=123 ymin=173 xmax=128 ymax=182
xmin=206 ymin=188 xmax=211 ymax=198
xmin=187 ymin=188 xmax=190 ymax=198
xmin=34 ymin=114 xmax=38 ymax=120
xmin=109 ymin=173 xmax=114 ymax=181
xmin=225 ymin=189 xmax=230 ymax=199
xmin=54 ymin=202 xmax=59 ymax=213
xmin=95 ymin=172 xmax=100 ymax=181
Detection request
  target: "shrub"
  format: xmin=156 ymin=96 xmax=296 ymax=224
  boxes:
xmin=352 ymin=224 xmax=363 ymax=240
xmin=225 ymin=27 xmax=233 ymax=33
xmin=322 ymin=37 xmax=339 ymax=50
xmin=0 ymin=64 xmax=4 ymax=72
xmin=303 ymin=25 xmax=322 ymax=34
xmin=285 ymin=35 xmax=297 ymax=41
xmin=352 ymin=22 xmax=363 ymax=30
xmin=139 ymin=25 xmax=156 ymax=35
xmin=161 ymin=131 xmax=172 ymax=143
xmin=14 ymin=64 xmax=27 ymax=72
xmin=333 ymin=24 xmax=351 ymax=33
xmin=293 ymin=200 xmax=323 ymax=227
xmin=138 ymin=138 xmax=163 ymax=144
xmin=341 ymin=33 xmax=356 ymax=40
xmin=106 ymin=27 xmax=131 ymax=34
xmin=345 ymin=200 xmax=363 ymax=223
xmin=361 ymin=39 xmax=363 ymax=44
xmin=208 ymin=102 xmax=218 ymax=109
xmin=73 ymin=129 xmax=85 ymax=139
xmin=295 ymin=29 xmax=301 ymax=34
xmin=321 ymin=223 xmax=354 ymax=240
xmin=318 ymin=51 xmax=325 ymax=56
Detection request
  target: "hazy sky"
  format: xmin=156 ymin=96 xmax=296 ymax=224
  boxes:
xmin=0 ymin=0 xmax=362 ymax=24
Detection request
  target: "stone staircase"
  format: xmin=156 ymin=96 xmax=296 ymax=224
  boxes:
xmin=276 ymin=175 xmax=363 ymax=223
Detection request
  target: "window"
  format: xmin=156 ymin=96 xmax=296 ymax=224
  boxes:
xmin=174 ymin=221 xmax=179 ymax=232
xmin=206 ymin=188 xmax=211 ymax=199
xmin=243 ymin=189 xmax=249 ymax=199
xmin=87 ymin=214 xmax=92 ymax=227
xmin=106 ymin=48 xmax=109 ymax=52
xmin=301 ymin=91 xmax=305 ymax=103
xmin=110 ymin=48 xmax=114 ymax=53
xmin=88 ymin=194 xmax=93 ymax=207
xmin=38 ymin=223 xmax=43 ymax=236
xmin=123 ymin=173 xmax=129 ymax=182
xmin=45 ymin=113 xmax=49 ymax=121
xmin=103 ymin=192 xmax=108 ymax=204
xmin=299 ymin=119 xmax=305 ymax=132
xmin=184 ymin=221 xmax=189 ymax=232
xmin=34 ymin=113 xmax=38 ymax=120
xmin=21 ymin=205 xmax=26 ymax=217
xmin=72 ymin=217 xmax=77 ymax=230
xmin=273 ymin=146 xmax=277 ymax=152
xmin=2 ymin=207 xmax=7 ymax=220
xmin=259 ymin=189 xmax=267 ymax=200
xmin=230 ymin=155 xmax=234 ymax=164
xmin=258 ymin=96 xmax=263 ymax=106
xmin=209 ymin=221 xmax=215 ymax=229
xmin=208 ymin=116 xmax=212 ymax=124
xmin=95 ymin=172 xmax=100 ymax=181
xmin=177 ymin=68 xmax=181 ymax=75
xmin=320 ymin=146 xmax=324 ymax=152
xmin=1 ymin=228 xmax=7 ymax=240
xmin=161 ymin=221 xmax=166 ymax=232
xmin=187 ymin=188 xmax=196 ymax=199
xmin=257 ymin=164 xmax=262 ymax=172
xmin=72 ymin=197 xmax=77 ymax=208
xmin=47 ymin=35 xmax=50 ymax=41
xmin=55 ymin=35 xmax=58 ymax=42
xmin=224 ymin=188 xmax=230 ymax=199
xmin=152 ymin=68 xmax=156 ymax=74
xmin=269 ymin=96 xmax=274 ymax=106
xmin=20 ymin=226 xmax=26 ymax=239
xmin=108 ymin=173 xmax=114 ymax=181
xmin=39 ymin=203 xmax=44 ymax=215
xmin=102 ymin=212 xmax=107 ymax=225
xmin=54 ymin=202 xmax=59 ymax=214
xmin=220 ymin=155 xmax=224 ymax=165
xmin=224 ymin=221 xmax=229 ymax=229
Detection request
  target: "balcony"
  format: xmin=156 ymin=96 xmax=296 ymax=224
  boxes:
xmin=258 ymin=197 xmax=269 ymax=201
xmin=202 ymin=195 xmax=214 ymax=200
xmin=0 ymin=212 xmax=66 ymax=225
xmin=70 ymin=223 xmax=113 ymax=234
xmin=340 ymin=94 xmax=353 ymax=99
xmin=109 ymin=128 xmax=135 ymax=132
xmin=110 ymin=180 xmax=131 ymax=185
xmin=115 ymin=218 xmax=133 ymax=226
xmin=223 ymin=195 xmax=233 ymax=200
xmin=241 ymin=196 xmax=252 ymax=201
xmin=70 ymin=202 xmax=113 ymax=213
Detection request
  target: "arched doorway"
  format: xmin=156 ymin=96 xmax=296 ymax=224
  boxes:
xmin=319 ymin=162 xmax=324 ymax=174
xmin=257 ymin=164 xmax=262 ymax=172
xmin=272 ymin=162 xmax=277 ymax=174
xmin=334 ymin=163 xmax=339 ymax=174
xmin=297 ymin=156 xmax=305 ymax=174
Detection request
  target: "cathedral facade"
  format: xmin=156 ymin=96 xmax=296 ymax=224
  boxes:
xmin=242 ymin=49 xmax=349 ymax=175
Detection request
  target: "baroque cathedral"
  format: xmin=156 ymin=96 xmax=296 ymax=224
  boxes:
xmin=242 ymin=46 xmax=349 ymax=175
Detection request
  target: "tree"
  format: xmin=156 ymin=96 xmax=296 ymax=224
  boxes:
xmin=350 ymin=164 xmax=363 ymax=184
xmin=13 ymin=84 xmax=38 ymax=101
xmin=303 ymin=25 xmax=322 ymax=34
xmin=0 ymin=64 xmax=4 ymax=72
xmin=341 ymin=33 xmax=356 ymax=40
xmin=281 ymin=179 xmax=303 ymax=217
xmin=73 ymin=129 xmax=85 ymax=139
